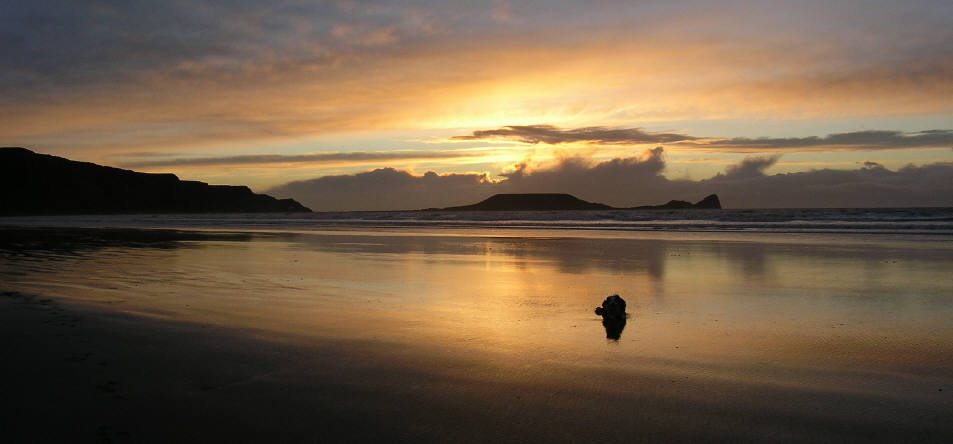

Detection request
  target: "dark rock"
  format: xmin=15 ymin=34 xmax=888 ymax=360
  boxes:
xmin=693 ymin=194 xmax=722 ymax=209
xmin=594 ymin=294 xmax=626 ymax=320
xmin=438 ymin=193 xmax=613 ymax=211
xmin=602 ymin=318 xmax=627 ymax=340
xmin=595 ymin=295 xmax=628 ymax=340
xmin=428 ymin=193 xmax=722 ymax=211
xmin=0 ymin=147 xmax=312 ymax=215
xmin=629 ymin=194 xmax=722 ymax=210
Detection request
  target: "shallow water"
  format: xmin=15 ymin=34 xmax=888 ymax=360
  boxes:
xmin=2 ymin=207 xmax=952 ymax=234
xmin=2 ymin=228 xmax=952 ymax=374
xmin=2 ymin=225 xmax=952 ymax=439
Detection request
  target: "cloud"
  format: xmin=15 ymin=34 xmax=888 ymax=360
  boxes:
xmin=704 ymin=130 xmax=953 ymax=151
xmin=267 ymin=168 xmax=496 ymax=211
xmin=496 ymin=147 xmax=671 ymax=197
xmin=267 ymin=148 xmax=678 ymax=211
xmin=453 ymin=125 xmax=697 ymax=145
xmin=720 ymin=155 xmax=780 ymax=178
xmin=330 ymin=23 xmax=399 ymax=46
xmin=3 ymin=1 xmax=953 ymax=160
xmin=268 ymin=148 xmax=953 ymax=211
xmin=119 ymin=150 xmax=479 ymax=168
xmin=491 ymin=0 xmax=513 ymax=23
xmin=456 ymin=126 xmax=953 ymax=152
xmin=705 ymin=161 xmax=953 ymax=208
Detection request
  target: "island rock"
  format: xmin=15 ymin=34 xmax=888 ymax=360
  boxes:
xmin=429 ymin=193 xmax=722 ymax=211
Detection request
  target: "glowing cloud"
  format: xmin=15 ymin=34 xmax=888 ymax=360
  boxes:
xmin=452 ymin=125 xmax=697 ymax=145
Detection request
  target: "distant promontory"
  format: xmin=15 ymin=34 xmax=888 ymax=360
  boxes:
xmin=431 ymin=193 xmax=721 ymax=211
xmin=0 ymin=147 xmax=311 ymax=215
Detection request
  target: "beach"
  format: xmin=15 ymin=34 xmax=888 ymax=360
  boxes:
xmin=6 ymin=0 xmax=953 ymax=440
xmin=2 ymin=225 xmax=952 ymax=442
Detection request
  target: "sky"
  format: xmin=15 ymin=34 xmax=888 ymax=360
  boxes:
xmin=2 ymin=0 xmax=952 ymax=210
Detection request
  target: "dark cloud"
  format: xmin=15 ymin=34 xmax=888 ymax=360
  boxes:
xmin=452 ymin=125 xmax=697 ymax=144
xmin=0 ymin=0 xmax=401 ymax=99
xmin=706 ymin=130 xmax=953 ymax=150
xmin=1 ymin=1 xmax=249 ymax=97
xmin=119 ymin=150 xmax=478 ymax=168
xmin=456 ymin=126 xmax=953 ymax=151
xmin=268 ymin=148 xmax=953 ymax=211
xmin=267 ymin=168 xmax=496 ymax=211
xmin=705 ymin=162 xmax=953 ymax=208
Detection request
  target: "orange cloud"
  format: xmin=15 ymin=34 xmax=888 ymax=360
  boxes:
xmin=3 ymin=5 xmax=952 ymax=165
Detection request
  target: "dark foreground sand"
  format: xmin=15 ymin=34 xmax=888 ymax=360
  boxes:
xmin=2 ymin=291 xmax=951 ymax=443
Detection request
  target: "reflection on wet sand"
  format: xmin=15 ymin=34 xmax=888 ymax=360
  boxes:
xmin=1 ymin=227 xmax=952 ymax=440
xmin=2 ymin=228 xmax=952 ymax=347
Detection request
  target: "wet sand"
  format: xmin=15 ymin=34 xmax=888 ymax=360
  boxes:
xmin=1 ymin=227 xmax=952 ymax=442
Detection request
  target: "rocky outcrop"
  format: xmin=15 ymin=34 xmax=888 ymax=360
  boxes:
xmin=692 ymin=194 xmax=722 ymax=209
xmin=438 ymin=193 xmax=613 ymax=211
xmin=629 ymin=194 xmax=722 ymax=210
xmin=595 ymin=294 xmax=628 ymax=340
xmin=431 ymin=193 xmax=722 ymax=211
xmin=0 ymin=147 xmax=311 ymax=215
xmin=594 ymin=294 xmax=627 ymax=320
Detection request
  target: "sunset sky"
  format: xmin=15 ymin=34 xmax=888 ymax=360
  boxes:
xmin=3 ymin=0 xmax=952 ymax=209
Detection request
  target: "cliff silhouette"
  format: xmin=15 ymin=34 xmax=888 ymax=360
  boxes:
xmin=0 ymin=147 xmax=311 ymax=215
xmin=433 ymin=193 xmax=721 ymax=211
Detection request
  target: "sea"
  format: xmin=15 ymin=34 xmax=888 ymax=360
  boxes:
xmin=1 ymin=207 xmax=952 ymax=234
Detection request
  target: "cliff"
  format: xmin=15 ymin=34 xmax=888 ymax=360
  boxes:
xmin=433 ymin=193 xmax=721 ymax=211
xmin=0 ymin=147 xmax=311 ymax=215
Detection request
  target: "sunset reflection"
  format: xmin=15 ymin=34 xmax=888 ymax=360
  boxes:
xmin=3 ymin=229 xmax=952 ymax=380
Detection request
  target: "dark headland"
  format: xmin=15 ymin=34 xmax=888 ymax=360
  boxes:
xmin=0 ymin=147 xmax=311 ymax=215
xmin=432 ymin=193 xmax=721 ymax=211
